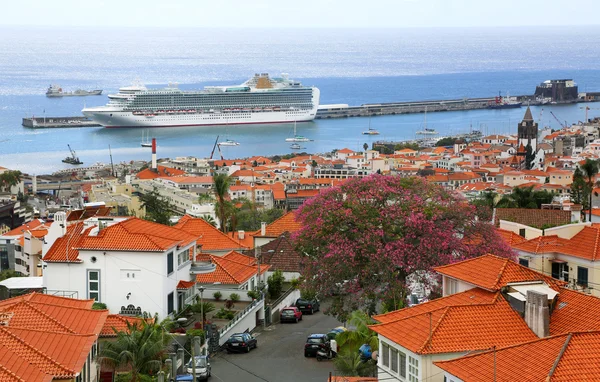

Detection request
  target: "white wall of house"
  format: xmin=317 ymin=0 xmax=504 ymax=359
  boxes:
xmin=441 ymin=276 xmax=476 ymax=297
xmin=499 ymin=220 xmax=543 ymax=240
xmin=198 ymin=274 xmax=262 ymax=303
xmin=218 ymin=300 xmax=264 ymax=346
xmin=43 ymin=243 xmax=194 ymax=320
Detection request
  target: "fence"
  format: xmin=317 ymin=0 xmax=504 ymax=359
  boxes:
xmin=268 ymin=287 xmax=301 ymax=325
xmin=217 ymin=295 xmax=264 ymax=345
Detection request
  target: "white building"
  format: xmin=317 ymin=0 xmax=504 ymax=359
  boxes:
xmin=42 ymin=214 xmax=202 ymax=319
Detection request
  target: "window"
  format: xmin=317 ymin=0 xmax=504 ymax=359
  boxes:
xmin=391 ymin=348 xmax=398 ymax=373
xmin=167 ymin=252 xmax=174 ymax=275
xmin=399 ymin=351 xmax=407 ymax=378
xmin=552 ymin=262 xmax=569 ymax=281
xmin=519 ymin=258 xmax=529 ymax=267
xmin=87 ymin=270 xmax=100 ymax=301
xmin=408 ymin=356 xmax=419 ymax=382
xmin=167 ymin=292 xmax=174 ymax=314
xmin=519 ymin=228 xmax=526 ymax=237
xmin=178 ymin=250 xmax=188 ymax=266
xmin=382 ymin=343 xmax=390 ymax=367
xmin=445 ymin=278 xmax=458 ymax=295
xmin=578 ymin=266 xmax=589 ymax=287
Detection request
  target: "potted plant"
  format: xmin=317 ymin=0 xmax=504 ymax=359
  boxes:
xmin=213 ymin=291 xmax=222 ymax=301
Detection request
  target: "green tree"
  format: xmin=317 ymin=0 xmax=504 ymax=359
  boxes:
xmin=267 ymin=270 xmax=285 ymax=299
xmin=0 ymin=270 xmax=21 ymax=281
xmin=139 ymin=187 xmax=172 ymax=225
xmin=496 ymin=186 xmax=554 ymax=209
xmin=191 ymin=301 xmax=215 ymax=322
xmin=571 ymin=167 xmax=590 ymax=210
xmin=333 ymin=352 xmax=376 ymax=377
xmin=100 ymin=320 xmax=170 ymax=382
xmin=235 ymin=206 xmax=284 ymax=231
xmin=0 ymin=170 xmax=22 ymax=193
xmin=200 ymin=214 xmax=216 ymax=227
xmin=393 ymin=142 xmax=420 ymax=151
xmin=213 ymin=173 xmax=232 ymax=232
xmin=363 ymin=143 xmax=369 ymax=152
xmin=435 ymin=137 xmax=456 ymax=147
xmin=336 ymin=311 xmax=379 ymax=352
xmin=525 ymin=144 xmax=535 ymax=170
xmin=580 ymin=159 xmax=599 ymax=222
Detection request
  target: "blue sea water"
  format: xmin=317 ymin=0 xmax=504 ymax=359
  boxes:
xmin=1 ymin=26 xmax=600 ymax=173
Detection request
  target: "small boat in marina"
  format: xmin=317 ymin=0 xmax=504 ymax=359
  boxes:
xmin=141 ymin=130 xmax=152 ymax=147
xmin=362 ymin=117 xmax=379 ymax=135
xmin=285 ymin=121 xmax=312 ymax=142
xmin=219 ymin=139 xmax=240 ymax=146
xmin=290 ymin=143 xmax=304 ymax=150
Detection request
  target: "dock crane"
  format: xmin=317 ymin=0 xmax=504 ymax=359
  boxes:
xmin=580 ymin=106 xmax=600 ymax=122
xmin=550 ymin=111 xmax=567 ymax=129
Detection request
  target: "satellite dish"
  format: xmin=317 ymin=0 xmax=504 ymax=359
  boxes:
xmin=371 ymin=350 xmax=379 ymax=360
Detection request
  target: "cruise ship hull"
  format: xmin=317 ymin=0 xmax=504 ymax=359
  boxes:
xmin=82 ymin=109 xmax=317 ymax=128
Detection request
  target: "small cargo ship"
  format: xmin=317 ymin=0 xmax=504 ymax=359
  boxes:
xmin=488 ymin=92 xmax=522 ymax=109
xmin=62 ymin=145 xmax=83 ymax=165
xmin=46 ymin=85 xmax=102 ymax=97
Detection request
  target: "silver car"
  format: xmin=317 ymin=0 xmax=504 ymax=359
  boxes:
xmin=186 ymin=355 xmax=211 ymax=381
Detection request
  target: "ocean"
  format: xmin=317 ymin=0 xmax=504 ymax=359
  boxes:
xmin=1 ymin=26 xmax=600 ymax=174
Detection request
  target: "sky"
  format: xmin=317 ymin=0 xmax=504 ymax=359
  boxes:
xmin=1 ymin=0 xmax=599 ymax=28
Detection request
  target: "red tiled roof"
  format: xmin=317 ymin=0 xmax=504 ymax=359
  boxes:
xmin=42 ymin=223 xmax=90 ymax=263
xmin=136 ymin=165 xmax=185 ymax=180
xmin=373 ymin=288 xmax=498 ymax=324
xmin=0 ymin=292 xmax=108 ymax=381
xmin=77 ymin=218 xmax=198 ymax=252
xmin=100 ymin=315 xmax=149 ymax=337
xmin=175 ymin=215 xmax=249 ymax=251
xmin=2 ymin=220 xmax=44 ymax=236
xmin=434 ymin=254 xmax=566 ymax=292
xmin=196 ymin=251 xmax=269 ymax=285
xmin=494 ymin=208 xmax=572 ymax=229
xmin=434 ymin=332 xmax=600 ymax=382
xmin=550 ymin=288 xmax=600 ymax=335
xmin=496 ymin=228 xmax=527 ymax=246
xmin=370 ymin=296 xmax=537 ymax=355
xmin=248 ymin=234 xmax=302 ymax=273
xmin=177 ymin=280 xmax=196 ymax=290
xmin=261 ymin=211 xmax=302 ymax=237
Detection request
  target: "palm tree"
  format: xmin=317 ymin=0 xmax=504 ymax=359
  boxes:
xmin=200 ymin=215 xmax=216 ymax=227
xmin=336 ymin=310 xmax=379 ymax=354
xmin=333 ymin=352 xmax=376 ymax=377
xmin=213 ymin=173 xmax=232 ymax=232
xmin=100 ymin=320 xmax=170 ymax=382
xmin=580 ymin=159 xmax=599 ymax=222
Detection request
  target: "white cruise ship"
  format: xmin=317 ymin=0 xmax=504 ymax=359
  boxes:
xmin=82 ymin=73 xmax=320 ymax=128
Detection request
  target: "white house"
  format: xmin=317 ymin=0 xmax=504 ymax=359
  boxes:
xmin=42 ymin=214 xmax=201 ymax=319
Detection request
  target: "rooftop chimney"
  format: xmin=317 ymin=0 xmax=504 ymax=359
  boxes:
xmin=238 ymin=230 xmax=245 ymax=240
xmin=260 ymin=222 xmax=267 ymax=236
xmin=525 ymin=290 xmax=550 ymax=338
xmin=151 ymin=138 xmax=157 ymax=171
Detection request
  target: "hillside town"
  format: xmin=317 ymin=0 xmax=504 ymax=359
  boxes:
xmin=3 ymin=107 xmax=600 ymax=381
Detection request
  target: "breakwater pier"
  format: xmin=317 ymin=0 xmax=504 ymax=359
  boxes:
xmin=22 ymin=116 xmax=101 ymax=128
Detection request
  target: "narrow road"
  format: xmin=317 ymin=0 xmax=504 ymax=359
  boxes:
xmin=210 ymin=311 xmax=343 ymax=382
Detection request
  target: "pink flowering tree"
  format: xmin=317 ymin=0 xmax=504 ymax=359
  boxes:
xmin=293 ymin=175 xmax=514 ymax=320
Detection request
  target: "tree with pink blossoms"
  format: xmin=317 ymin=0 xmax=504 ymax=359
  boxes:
xmin=293 ymin=175 xmax=514 ymax=320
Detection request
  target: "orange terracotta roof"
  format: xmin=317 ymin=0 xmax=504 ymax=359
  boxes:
xmin=434 ymin=254 xmax=566 ymax=292
xmin=42 ymin=223 xmax=90 ymax=263
xmin=337 ymin=148 xmax=354 ymax=154
xmin=0 ymin=292 xmax=108 ymax=381
xmin=374 ymin=288 xmax=498 ymax=324
xmin=78 ymin=218 xmax=198 ymax=252
xmin=370 ymin=296 xmax=537 ymax=355
xmin=136 ymin=165 xmax=186 ymax=180
xmin=550 ymin=288 xmax=600 ymax=335
xmin=434 ymin=331 xmax=600 ymax=382
xmin=100 ymin=315 xmax=149 ymax=337
xmin=261 ymin=211 xmax=302 ymax=237
xmin=2 ymin=220 xmax=44 ymax=236
xmin=175 ymin=215 xmax=249 ymax=251
xmin=496 ymin=229 xmax=527 ymax=246
xmin=196 ymin=252 xmax=269 ymax=285
xmin=177 ymin=280 xmax=196 ymax=290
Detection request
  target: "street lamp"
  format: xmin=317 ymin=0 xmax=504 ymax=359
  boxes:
xmin=198 ymin=286 xmax=205 ymax=330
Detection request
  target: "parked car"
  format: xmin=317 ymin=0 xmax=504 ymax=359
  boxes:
xmin=280 ymin=307 xmax=303 ymax=323
xmin=304 ymin=334 xmax=329 ymax=357
xmin=184 ymin=355 xmax=211 ymax=381
xmin=224 ymin=332 xmax=257 ymax=353
xmin=295 ymin=298 xmax=320 ymax=314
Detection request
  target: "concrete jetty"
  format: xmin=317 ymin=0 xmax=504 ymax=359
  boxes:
xmin=22 ymin=116 xmax=101 ymax=128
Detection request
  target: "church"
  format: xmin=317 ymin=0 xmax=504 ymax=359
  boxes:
xmin=514 ymin=107 xmax=544 ymax=169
